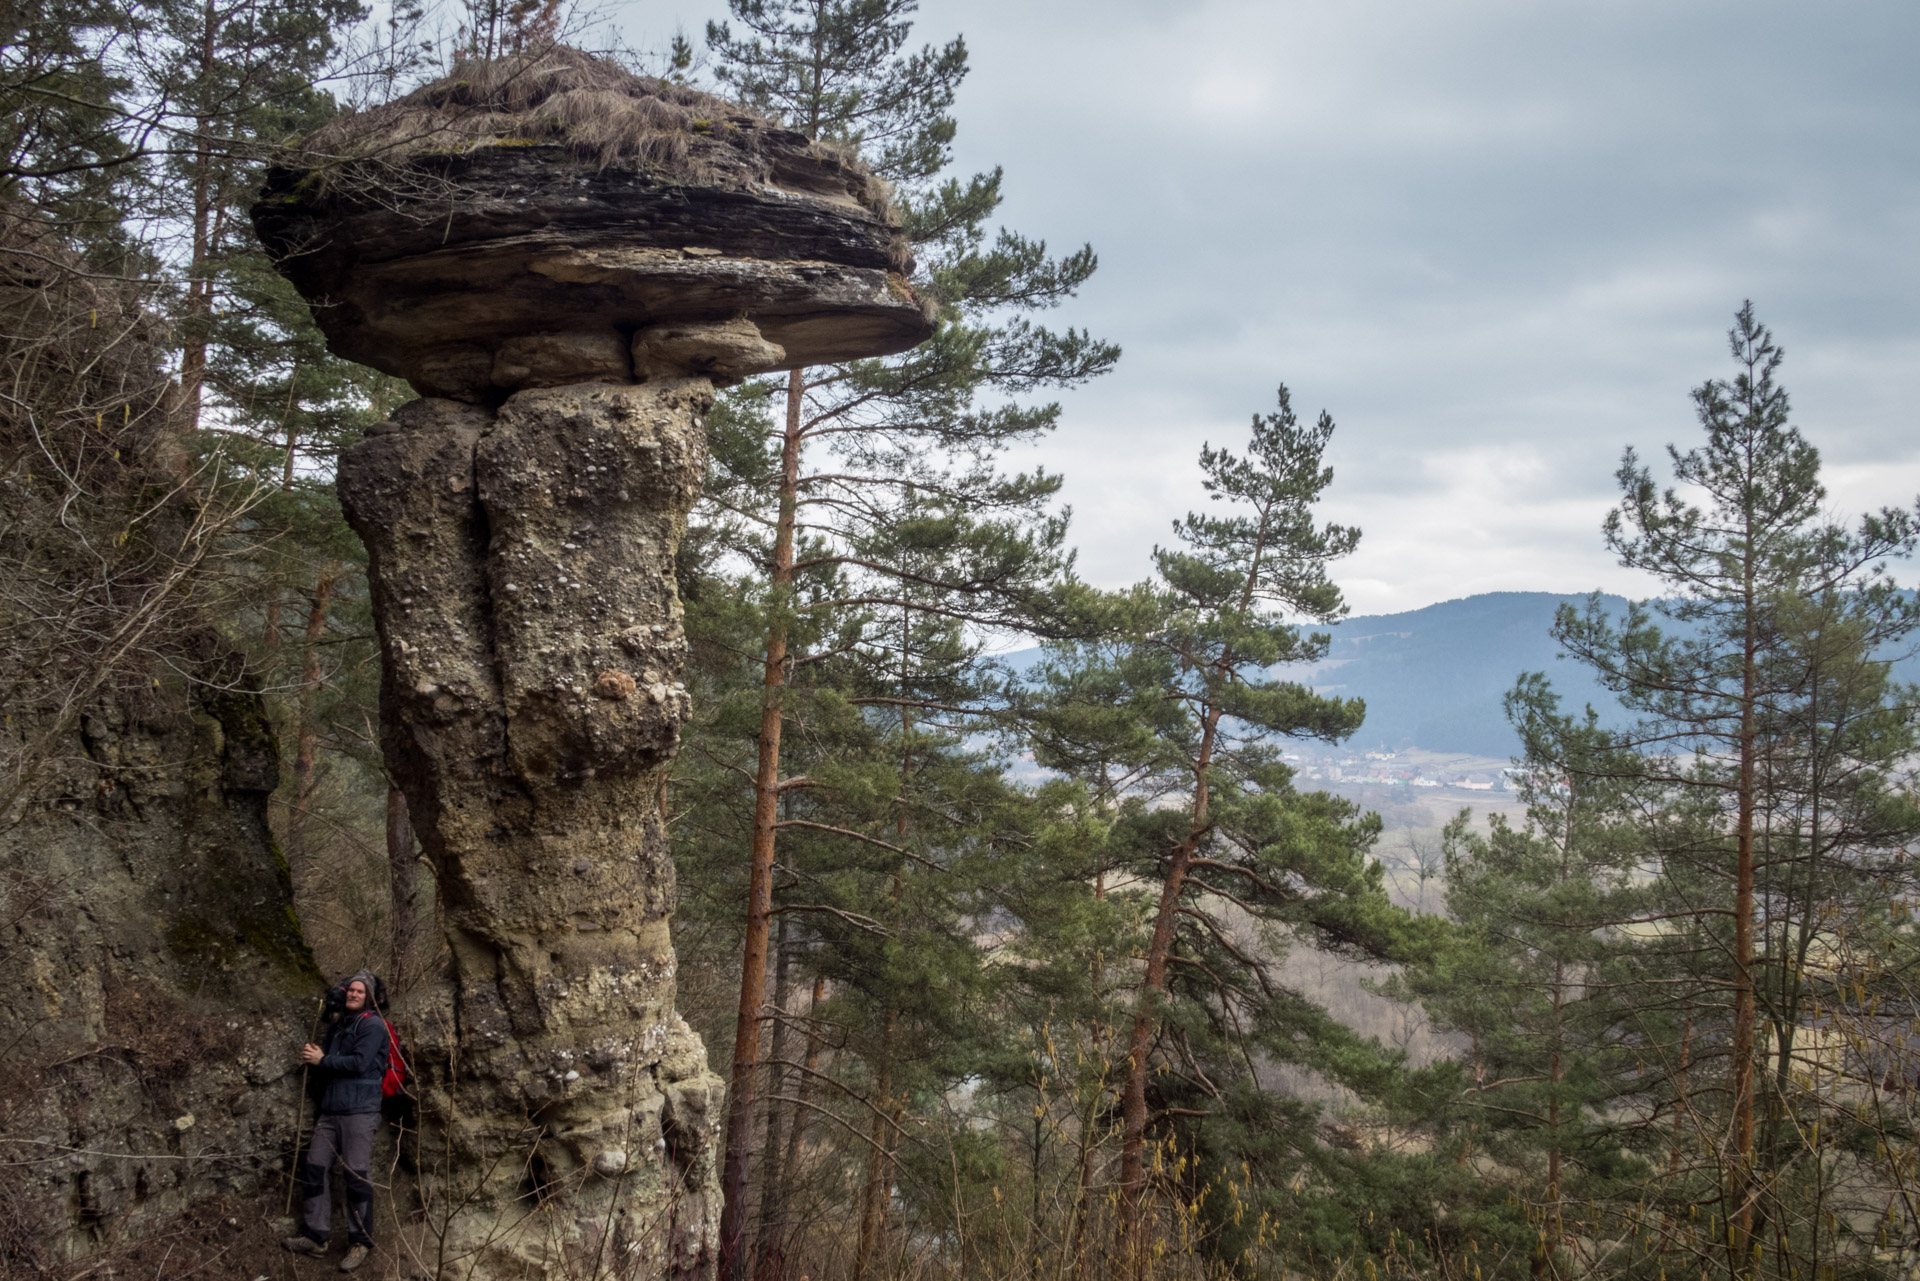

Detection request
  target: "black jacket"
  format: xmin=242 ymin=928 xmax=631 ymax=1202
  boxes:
xmin=312 ymin=1011 xmax=389 ymax=1116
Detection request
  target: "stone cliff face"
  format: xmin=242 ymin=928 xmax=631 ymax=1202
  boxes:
xmin=255 ymin=47 xmax=935 ymax=1280
xmin=0 ymin=649 xmax=316 ymax=1267
xmin=0 ymin=214 xmax=318 ymax=1273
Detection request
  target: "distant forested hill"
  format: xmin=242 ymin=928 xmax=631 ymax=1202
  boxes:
xmin=1282 ymin=592 xmax=1629 ymax=756
xmin=1008 ymin=590 xmax=1920 ymax=759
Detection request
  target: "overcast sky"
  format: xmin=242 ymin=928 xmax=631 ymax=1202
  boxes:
xmin=613 ymin=0 xmax=1920 ymax=616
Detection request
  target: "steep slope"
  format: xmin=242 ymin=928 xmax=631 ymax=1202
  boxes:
xmin=0 ymin=214 xmax=315 ymax=1271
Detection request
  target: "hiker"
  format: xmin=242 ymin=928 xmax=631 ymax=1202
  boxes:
xmin=283 ymin=971 xmax=388 ymax=1273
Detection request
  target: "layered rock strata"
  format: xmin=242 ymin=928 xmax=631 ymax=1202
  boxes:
xmin=251 ymin=52 xmax=933 ymax=405
xmin=256 ymin=49 xmax=934 ymax=1281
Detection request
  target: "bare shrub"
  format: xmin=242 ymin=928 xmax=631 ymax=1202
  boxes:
xmin=0 ymin=207 xmax=270 ymax=829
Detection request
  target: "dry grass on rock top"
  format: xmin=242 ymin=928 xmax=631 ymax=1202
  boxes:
xmin=295 ymin=45 xmax=892 ymax=217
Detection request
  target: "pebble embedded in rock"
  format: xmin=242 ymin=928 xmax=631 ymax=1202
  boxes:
xmin=593 ymin=670 xmax=637 ymax=700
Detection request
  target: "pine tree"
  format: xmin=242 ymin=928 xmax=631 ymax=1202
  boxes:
xmin=145 ymin=0 xmax=370 ymax=430
xmin=0 ymin=0 xmax=147 ymax=247
xmin=1119 ymin=387 xmax=1355 ymax=1266
xmin=1016 ymin=388 xmax=1434 ymax=1275
xmin=699 ymin=6 xmax=1118 ymax=1276
xmin=1394 ymin=688 xmax=1651 ymax=1277
xmin=200 ymin=276 xmax=400 ymax=902
xmin=1549 ymin=303 xmax=1920 ymax=1279
xmin=1 ymin=0 xmax=401 ymax=885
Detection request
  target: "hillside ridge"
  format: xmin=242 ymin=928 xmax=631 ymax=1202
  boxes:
xmin=1009 ymin=589 xmax=1918 ymax=757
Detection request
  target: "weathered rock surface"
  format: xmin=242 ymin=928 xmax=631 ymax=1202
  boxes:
xmin=0 ymin=216 xmax=316 ymax=1272
xmin=260 ymin=48 xmax=936 ymax=1278
xmin=253 ymin=143 xmax=934 ymax=401
xmin=0 ymin=649 xmax=316 ymax=1266
xmin=495 ymin=330 xmax=634 ymax=389
xmin=631 ymin=318 xmax=785 ymax=384
xmin=340 ymin=386 xmax=720 ymax=1277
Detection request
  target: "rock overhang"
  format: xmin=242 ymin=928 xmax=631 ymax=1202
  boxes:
xmin=251 ymin=55 xmax=938 ymax=401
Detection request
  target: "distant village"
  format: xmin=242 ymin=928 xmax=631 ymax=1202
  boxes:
xmin=1286 ymin=748 xmax=1516 ymax=793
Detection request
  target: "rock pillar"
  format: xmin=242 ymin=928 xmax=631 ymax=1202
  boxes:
xmin=253 ymin=49 xmax=933 ymax=1279
xmin=339 ymin=378 xmax=721 ymax=1277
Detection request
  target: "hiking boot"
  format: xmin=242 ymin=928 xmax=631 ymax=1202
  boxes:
xmin=282 ymin=1234 xmax=325 ymax=1257
xmin=339 ymin=1244 xmax=371 ymax=1273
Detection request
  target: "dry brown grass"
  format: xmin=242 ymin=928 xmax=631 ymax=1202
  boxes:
xmin=295 ymin=45 xmax=891 ymax=222
xmin=304 ymin=47 xmax=726 ymax=170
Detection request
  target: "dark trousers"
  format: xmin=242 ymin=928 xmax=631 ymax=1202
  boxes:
xmin=301 ymin=1111 xmax=379 ymax=1246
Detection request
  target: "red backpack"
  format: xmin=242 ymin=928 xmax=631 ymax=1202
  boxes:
xmin=361 ymin=1012 xmax=413 ymax=1120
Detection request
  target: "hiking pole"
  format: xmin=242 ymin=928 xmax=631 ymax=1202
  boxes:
xmin=285 ymin=994 xmax=327 ymax=1215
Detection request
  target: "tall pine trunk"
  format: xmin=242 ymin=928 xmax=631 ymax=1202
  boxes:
xmin=1538 ymin=790 xmax=1576 ymax=1276
xmin=785 ymin=975 xmax=826 ymax=1182
xmin=1070 ymin=872 xmax=1108 ymax=1281
xmin=854 ymin=668 xmax=917 ymax=1277
xmin=387 ymin=786 xmax=417 ymax=993
xmin=286 ymin=562 xmax=340 ymax=846
xmin=261 ymin=415 xmax=302 ymax=650
xmin=1728 ymin=590 xmax=1759 ymax=1278
xmin=1116 ymin=706 xmax=1219 ymax=1276
xmin=1117 ymin=533 xmax=1267 ymax=1274
xmin=720 ymin=366 xmax=806 ymax=1281
xmin=855 ymin=1018 xmax=899 ymax=1277
xmin=1765 ymin=668 xmax=1830 ymax=1279
xmin=1659 ymin=1006 xmax=1694 ymax=1256
xmin=178 ymin=0 xmax=219 ymax=434
xmin=752 ymin=917 xmax=793 ymax=1281
xmin=1533 ymin=956 xmax=1564 ymax=1280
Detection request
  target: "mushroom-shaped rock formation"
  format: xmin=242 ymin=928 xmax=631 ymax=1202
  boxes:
xmin=253 ymin=49 xmax=933 ymax=403
xmin=252 ymin=49 xmax=935 ymax=1281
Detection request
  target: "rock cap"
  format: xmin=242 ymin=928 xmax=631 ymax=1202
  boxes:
xmin=252 ymin=48 xmax=936 ymax=399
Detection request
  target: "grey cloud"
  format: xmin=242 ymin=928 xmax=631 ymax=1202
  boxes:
xmin=624 ymin=0 xmax=1920 ymax=609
